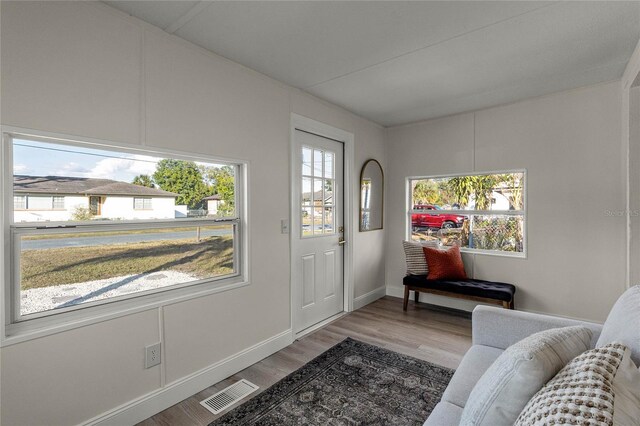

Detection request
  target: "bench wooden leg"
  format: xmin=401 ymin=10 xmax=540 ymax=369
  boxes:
xmin=502 ymin=300 xmax=515 ymax=310
xmin=403 ymin=286 xmax=409 ymax=311
xmin=414 ymin=290 xmax=419 ymax=304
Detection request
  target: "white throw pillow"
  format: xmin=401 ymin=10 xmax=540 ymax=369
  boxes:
xmin=402 ymin=240 xmax=439 ymax=275
xmin=515 ymin=343 xmax=640 ymax=426
xmin=597 ymin=285 xmax=640 ymax=366
xmin=459 ymin=326 xmax=593 ymax=426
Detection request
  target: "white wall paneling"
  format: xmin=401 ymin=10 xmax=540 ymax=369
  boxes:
xmin=0 ymin=2 xmax=386 ymax=424
xmin=386 ymin=82 xmax=625 ymax=322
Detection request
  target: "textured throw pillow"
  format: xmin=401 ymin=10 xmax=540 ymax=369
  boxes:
xmin=596 ymin=285 xmax=640 ymax=366
xmin=402 ymin=240 xmax=439 ymax=275
xmin=515 ymin=343 xmax=640 ymax=426
xmin=460 ymin=326 xmax=593 ymax=426
xmin=423 ymin=245 xmax=467 ymax=280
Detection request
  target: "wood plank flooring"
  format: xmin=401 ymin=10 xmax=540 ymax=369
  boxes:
xmin=137 ymin=296 xmax=472 ymax=426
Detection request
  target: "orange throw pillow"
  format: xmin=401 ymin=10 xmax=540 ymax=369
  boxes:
xmin=422 ymin=245 xmax=467 ymax=280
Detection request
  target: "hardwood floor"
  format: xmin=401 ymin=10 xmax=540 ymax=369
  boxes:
xmin=137 ymin=296 xmax=472 ymax=426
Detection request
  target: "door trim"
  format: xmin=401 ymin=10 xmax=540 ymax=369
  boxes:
xmin=290 ymin=113 xmax=355 ymax=339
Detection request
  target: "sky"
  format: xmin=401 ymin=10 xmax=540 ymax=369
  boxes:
xmin=13 ymin=139 xmax=221 ymax=183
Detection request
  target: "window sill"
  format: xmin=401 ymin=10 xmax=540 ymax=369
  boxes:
xmin=459 ymin=248 xmax=527 ymax=259
xmin=1 ymin=276 xmax=250 ymax=347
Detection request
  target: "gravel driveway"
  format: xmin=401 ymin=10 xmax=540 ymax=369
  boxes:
xmin=21 ymin=270 xmax=197 ymax=316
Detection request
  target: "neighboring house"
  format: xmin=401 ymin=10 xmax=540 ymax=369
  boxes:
xmin=13 ymin=175 xmax=179 ymax=222
xmin=302 ymin=189 xmax=333 ymax=206
xmin=203 ymin=194 xmax=222 ymax=216
xmin=467 ymin=191 xmax=511 ymax=210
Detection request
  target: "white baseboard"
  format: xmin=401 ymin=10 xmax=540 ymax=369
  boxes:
xmin=353 ymin=286 xmax=387 ymax=310
xmin=84 ymin=329 xmax=293 ymax=426
xmin=385 ymin=285 xmax=405 ymax=299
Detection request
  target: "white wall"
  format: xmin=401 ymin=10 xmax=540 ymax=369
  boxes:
xmin=0 ymin=2 xmax=386 ymax=425
xmin=100 ymin=196 xmax=176 ymax=220
xmin=386 ymin=81 xmax=626 ymax=323
xmin=624 ymin=37 xmax=640 ymax=288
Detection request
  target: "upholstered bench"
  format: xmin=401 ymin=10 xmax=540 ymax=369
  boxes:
xmin=403 ymin=275 xmax=516 ymax=311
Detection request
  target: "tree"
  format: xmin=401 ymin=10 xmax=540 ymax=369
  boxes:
xmin=153 ymin=159 xmax=208 ymax=209
xmin=132 ymin=174 xmax=155 ymax=188
xmin=201 ymin=165 xmax=235 ymax=216
xmin=446 ymin=175 xmax=498 ymax=210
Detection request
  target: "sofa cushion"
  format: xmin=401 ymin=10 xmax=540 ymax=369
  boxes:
xmin=403 ymin=275 xmax=515 ymax=302
xmin=423 ymin=401 xmax=463 ymax=426
xmin=596 ymin=285 xmax=640 ymax=366
xmin=515 ymin=343 xmax=640 ymax=426
xmin=441 ymin=345 xmax=504 ymax=408
xmin=460 ymin=326 xmax=592 ymax=426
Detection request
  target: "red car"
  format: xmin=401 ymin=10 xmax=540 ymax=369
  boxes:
xmin=411 ymin=204 xmax=466 ymax=230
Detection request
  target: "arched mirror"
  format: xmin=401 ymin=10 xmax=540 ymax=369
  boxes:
xmin=360 ymin=159 xmax=384 ymax=231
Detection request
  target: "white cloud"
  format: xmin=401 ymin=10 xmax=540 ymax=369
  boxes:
xmin=57 ymin=162 xmax=90 ymax=174
xmin=89 ymin=155 xmax=159 ymax=181
xmin=14 ymin=164 xmax=28 ymax=173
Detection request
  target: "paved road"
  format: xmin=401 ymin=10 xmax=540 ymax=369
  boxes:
xmin=22 ymin=228 xmax=232 ymax=250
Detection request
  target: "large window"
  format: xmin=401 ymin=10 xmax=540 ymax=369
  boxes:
xmin=4 ymin=132 xmax=243 ymax=325
xmin=408 ymin=171 xmax=525 ymax=256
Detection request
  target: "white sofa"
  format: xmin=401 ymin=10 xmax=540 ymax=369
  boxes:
xmin=424 ymin=305 xmax=604 ymax=425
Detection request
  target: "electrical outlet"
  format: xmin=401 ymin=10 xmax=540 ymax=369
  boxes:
xmin=145 ymin=343 xmax=161 ymax=368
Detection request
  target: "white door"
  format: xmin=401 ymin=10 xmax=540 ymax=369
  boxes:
xmin=292 ymin=129 xmax=344 ymax=334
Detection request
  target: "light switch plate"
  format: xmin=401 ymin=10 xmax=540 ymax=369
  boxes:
xmin=281 ymin=219 xmax=289 ymax=234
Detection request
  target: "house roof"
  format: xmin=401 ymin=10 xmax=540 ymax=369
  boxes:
xmin=302 ymin=190 xmax=333 ymax=202
xmin=203 ymin=194 xmax=221 ymax=201
xmin=13 ymin=175 xmax=179 ymax=197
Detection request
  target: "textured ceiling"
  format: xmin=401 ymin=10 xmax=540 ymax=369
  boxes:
xmin=104 ymin=1 xmax=640 ymax=127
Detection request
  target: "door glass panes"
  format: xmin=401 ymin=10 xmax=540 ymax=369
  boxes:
xmin=313 ymin=178 xmax=323 ymax=204
xmin=302 ymin=147 xmax=312 ymax=176
xmin=324 ymin=152 xmax=334 ymax=178
xmin=324 ymin=207 xmax=334 ymax=233
xmin=324 ymin=179 xmax=333 ymax=204
xmin=301 ymin=146 xmax=336 ymax=237
xmin=302 ymin=178 xmax=312 ymax=205
xmin=313 ymin=149 xmax=323 ymax=177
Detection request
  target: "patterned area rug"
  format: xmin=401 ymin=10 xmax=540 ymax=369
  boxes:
xmin=210 ymin=338 xmax=454 ymax=425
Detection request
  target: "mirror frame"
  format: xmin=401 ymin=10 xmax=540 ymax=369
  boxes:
xmin=359 ymin=159 xmax=384 ymax=232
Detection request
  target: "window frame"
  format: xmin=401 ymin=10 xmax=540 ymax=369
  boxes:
xmin=1 ymin=127 xmax=249 ymax=345
xmin=406 ymin=169 xmax=527 ymax=258
xmin=133 ymin=196 xmax=152 ymax=210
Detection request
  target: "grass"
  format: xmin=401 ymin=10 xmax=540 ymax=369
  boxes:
xmin=20 ymin=236 xmax=234 ymax=290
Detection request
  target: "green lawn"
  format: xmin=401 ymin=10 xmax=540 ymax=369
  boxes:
xmin=20 ymin=236 xmax=234 ymax=290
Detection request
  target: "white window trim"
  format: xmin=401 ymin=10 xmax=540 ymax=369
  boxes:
xmin=405 ymin=169 xmax=527 ymax=258
xmin=1 ymin=126 xmax=250 ymax=346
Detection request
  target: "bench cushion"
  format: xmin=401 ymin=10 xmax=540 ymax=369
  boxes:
xmin=403 ymin=275 xmax=515 ymax=302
